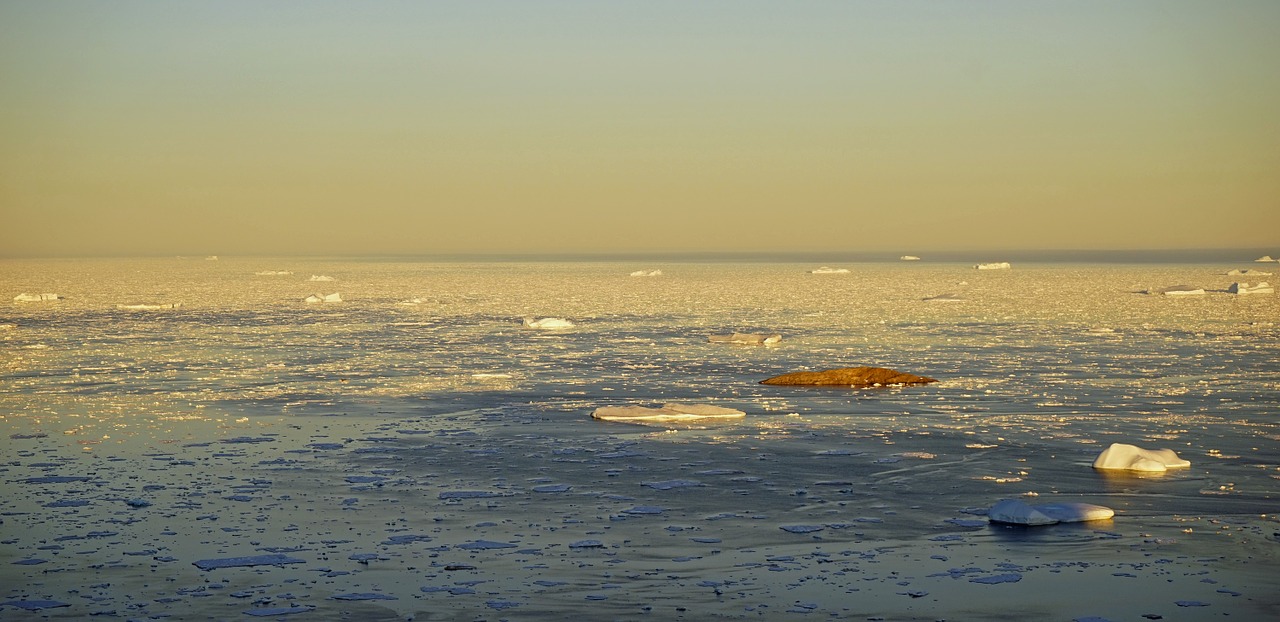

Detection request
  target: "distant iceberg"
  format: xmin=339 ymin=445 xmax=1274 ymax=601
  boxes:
xmin=809 ymin=266 xmax=850 ymax=274
xmin=974 ymin=262 xmax=1011 ymax=270
xmin=205 ymin=255 xmax=219 ymax=261
xmin=523 ymin=317 xmax=574 ymax=329
xmin=309 ymin=275 xmax=336 ymax=282
xmin=13 ymin=293 xmax=61 ymax=302
xmin=304 ymin=293 xmax=343 ymax=303
xmin=708 ymin=332 xmax=781 ymax=345
xmin=1146 ymin=285 xmax=1205 ymax=296
xmin=629 ymin=269 xmax=662 ymax=277
xmin=117 ymin=303 xmax=182 ymax=310
xmin=1228 ymin=281 xmax=1273 ymax=295
xmin=592 ymin=403 xmax=746 ymax=424
xmin=255 ymin=270 xmax=294 ymax=276
xmin=899 ymin=255 xmax=921 ymax=261
xmin=1255 ymin=255 xmax=1276 ymax=262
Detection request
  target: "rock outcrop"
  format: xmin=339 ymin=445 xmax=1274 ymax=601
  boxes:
xmin=760 ymin=366 xmax=937 ymax=387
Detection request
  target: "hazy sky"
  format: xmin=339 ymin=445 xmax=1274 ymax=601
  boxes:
xmin=3 ymin=1 xmax=1278 ymax=257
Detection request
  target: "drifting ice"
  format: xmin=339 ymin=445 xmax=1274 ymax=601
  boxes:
xmin=523 ymin=317 xmax=574 ymax=329
xmin=1228 ymin=281 xmax=1273 ymax=295
xmin=304 ymin=293 xmax=343 ymax=303
xmin=809 ymin=266 xmax=850 ymax=274
xmin=592 ymin=403 xmax=746 ymax=423
xmin=900 ymin=255 xmax=921 ymax=261
xmin=1148 ymin=285 xmax=1205 ymax=296
xmin=117 ymin=303 xmax=182 ymax=310
xmin=975 ymin=262 xmax=1011 ymax=270
xmin=255 ymin=270 xmax=293 ymax=276
xmin=708 ymin=332 xmax=782 ymax=345
xmin=987 ymin=499 xmax=1114 ymax=526
xmin=13 ymin=293 xmax=61 ymax=302
xmin=1255 ymin=255 xmax=1276 ymax=262
xmin=1092 ymin=442 xmax=1190 ymax=472
xmin=629 ymin=270 xmax=662 ymax=277
xmin=309 ymin=275 xmax=336 ymax=282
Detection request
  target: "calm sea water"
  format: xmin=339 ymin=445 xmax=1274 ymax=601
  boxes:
xmin=2 ymin=257 xmax=1277 ymax=619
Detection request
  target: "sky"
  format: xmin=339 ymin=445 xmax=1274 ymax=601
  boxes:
xmin=2 ymin=1 xmax=1278 ymax=258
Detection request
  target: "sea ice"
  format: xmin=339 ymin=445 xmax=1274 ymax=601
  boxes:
xmin=192 ymin=553 xmax=305 ymax=570
xmin=1148 ymin=285 xmax=1205 ymax=296
xmin=809 ymin=266 xmax=850 ymax=274
xmin=987 ymin=499 xmax=1114 ymax=525
xmin=13 ymin=293 xmax=61 ymax=302
xmin=629 ymin=269 xmax=662 ymax=277
xmin=304 ymin=293 xmax=342 ymax=303
xmin=923 ymin=293 xmax=963 ymax=302
xmin=308 ymin=275 xmax=335 ymax=281
xmin=117 ymin=302 xmax=182 ymax=310
xmin=522 ymin=317 xmax=574 ymax=329
xmin=1255 ymin=255 xmax=1277 ymax=262
xmin=591 ymin=403 xmax=746 ymax=423
xmin=975 ymin=262 xmax=1011 ymax=270
xmin=707 ymin=332 xmax=782 ymax=345
xmin=1092 ymin=443 xmax=1191 ymax=472
xmin=900 ymin=255 xmax=921 ymax=261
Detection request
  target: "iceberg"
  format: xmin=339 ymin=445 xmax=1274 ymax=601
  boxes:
xmin=809 ymin=266 xmax=850 ymax=274
xmin=708 ymin=332 xmax=782 ymax=345
xmin=1228 ymin=281 xmax=1273 ymax=295
xmin=1255 ymin=255 xmax=1276 ymax=262
xmin=987 ymin=499 xmax=1114 ymax=526
xmin=304 ymin=293 xmax=343 ymax=303
xmin=309 ymin=275 xmax=336 ymax=282
xmin=523 ymin=317 xmax=574 ymax=329
xmin=1092 ymin=442 xmax=1190 ymax=472
xmin=629 ymin=269 xmax=663 ymax=277
xmin=117 ymin=303 xmax=182 ymax=310
xmin=255 ymin=270 xmax=294 ymax=276
xmin=592 ymin=403 xmax=746 ymax=424
xmin=1226 ymin=269 xmax=1272 ymax=276
xmin=13 ymin=293 xmax=61 ymax=302
xmin=900 ymin=255 xmax=921 ymax=261
xmin=1147 ymin=285 xmax=1205 ymax=296
xmin=974 ymin=262 xmax=1011 ymax=270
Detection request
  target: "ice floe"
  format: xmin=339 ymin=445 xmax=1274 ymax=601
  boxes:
xmin=591 ymin=403 xmax=746 ymax=423
xmin=522 ymin=317 xmax=575 ymax=329
xmin=809 ymin=266 xmax=850 ymax=274
xmin=629 ymin=269 xmax=662 ymax=277
xmin=304 ymin=293 xmax=343 ymax=303
xmin=117 ymin=302 xmax=183 ymax=310
xmin=975 ymin=262 xmax=1011 ymax=270
xmin=900 ymin=255 xmax=921 ymax=261
xmin=13 ymin=293 xmax=61 ymax=302
xmin=1225 ymin=268 xmax=1272 ymax=276
xmin=1227 ymin=281 xmax=1273 ymax=295
xmin=1255 ymin=255 xmax=1277 ymax=262
xmin=1146 ymin=285 xmax=1205 ymax=296
xmin=987 ymin=499 xmax=1115 ymax=525
xmin=707 ymin=332 xmax=782 ymax=345
xmin=308 ymin=274 xmax=336 ymax=281
xmin=255 ymin=270 xmax=294 ymax=275
xmin=1092 ymin=443 xmax=1191 ymax=472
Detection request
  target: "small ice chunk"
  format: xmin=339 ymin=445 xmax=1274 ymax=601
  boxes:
xmin=330 ymin=593 xmax=397 ymax=600
xmin=592 ymin=403 xmax=745 ymax=423
xmin=974 ymin=262 xmax=1011 ymax=270
xmin=969 ymin=573 xmax=1022 ymax=584
xmin=642 ymin=479 xmax=705 ymax=490
xmin=987 ymin=500 xmax=1059 ymax=526
xmin=1 ymin=600 xmax=71 ymax=610
xmin=780 ymin=525 xmax=825 ymax=534
xmin=707 ymin=332 xmax=782 ymax=345
xmin=1092 ymin=443 xmax=1190 ymax=472
xmin=457 ymin=540 xmax=518 ymax=550
xmin=304 ymin=293 xmax=342 ymax=303
xmin=1227 ymin=281 xmax=1273 ymax=295
xmin=522 ymin=317 xmax=574 ymax=329
xmin=1035 ymin=502 xmax=1115 ymax=523
xmin=13 ymin=293 xmax=62 ymax=302
xmin=629 ymin=269 xmax=662 ymax=277
xmin=244 ymin=606 xmax=314 ymax=616
xmin=193 ymin=554 xmax=305 ymax=570
xmin=809 ymin=266 xmax=850 ymax=274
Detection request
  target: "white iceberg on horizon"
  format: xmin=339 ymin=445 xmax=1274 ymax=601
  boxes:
xmin=975 ymin=262 xmax=1011 ymax=270
xmin=900 ymin=255 xmax=921 ymax=261
xmin=1092 ymin=442 xmax=1190 ymax=472
xmin=523 ymin=317 xmax=574 ymax=329
xmin=304 ymin=293 xmax=343 ymax=303
xmin=592 ymin=403 xmax=746 ymax=424
xmin=1255 ymin=255 xmax=1276 ymax=262
xmin=629 ymin=269 xmax=663 ymax=277
xmin=14 ymin=293 xmax=62 ymax=302
xmin=1228 ymin=281 xmax=1273 ymax=295
xmin=809 ymin=266 xmax=850 ymax=274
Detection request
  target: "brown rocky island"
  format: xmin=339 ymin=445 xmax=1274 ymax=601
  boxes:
xmin=760 ymin=366 xmax=937 ymax=387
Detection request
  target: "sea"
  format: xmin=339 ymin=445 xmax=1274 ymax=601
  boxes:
xmin=1 ymin=256 xmax=1277 ymax=620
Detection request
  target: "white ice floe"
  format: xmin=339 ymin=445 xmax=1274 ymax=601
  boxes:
xmin=309 ymin=275 xmax=336 ymax=282
xmin=13 ymin=293 xmax=61 ymax=302
xmin=707 ymin=332 xmax=782 ymax=345
xmin=987 ymin=499 xmax=1114 ymax=525
xmin=1147 ymin=285 xmax=1205 ymax=296
xmin=1092 ymin=442 xmax=1190 ymax=472
xmin=523 ymin=317 xmax=574 ymax=329
xmin=205 ymin=255 xmax=219 ymax=261
xmin=117 ymin=303 xmax=182 ymax=310
xmin=592 ymin=403 xmax=746 ymax=423
xmin=922 ymin=293 xmax=964 ymax=302
xmin=629 ymin=269 xmax=663 ymax=277
xmin=304 ymin=293 xmax=343 ymax=303
xmin=975 ymin=262 xmax=1011 ymax=270
xmin=1228 ymin=281 xmax=1273 ymax=295
xmin=1226 ymin=269 xmax=1272 ymax=276
xmin=1255 ymin=255 xmax=1276 ymax=262
xmin=255 ymin=270 xmax=294 ymax=276
xmin=809 ymin=266 xmax=850 ymax=274
xmin=900 ymin=255 xmax=921 ymax=261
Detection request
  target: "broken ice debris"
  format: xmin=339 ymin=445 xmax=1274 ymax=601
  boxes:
xmin=304 ymin=292 xmax=342 ymax=303
xmin=629 ymin=269 xmax=662 ymax=277
xmin=591 ymin=403 xmax=746 ymax=423
xmin=900 ymin=255 xmax=921 ymax=261
xmin=522 ymin=317 xmax=574 ymax=329
xmin=1228 ymin=281 xmax=1273 ymax=295
xmin=1092 ymin=443 xmax=1190 ymax=472
xmin=975 ymin=262 xmax=1011 ymax=270
xmin=707 ymin=332 xmax=782 ymax=345
xmin=987 ymin=499 xmax=1114 ymax=526
xmin=809 ymin=266 xmax=850 ymax=274
xmin=255 ymin=270 xmax=293 ymax=275
xmin=1146 ymin=285 xmax=1205 ymax=296
xmin=308 ymin=275 xmax=335 ymax=281
xmin=13 ymin=293 xmax=61 ymax=302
